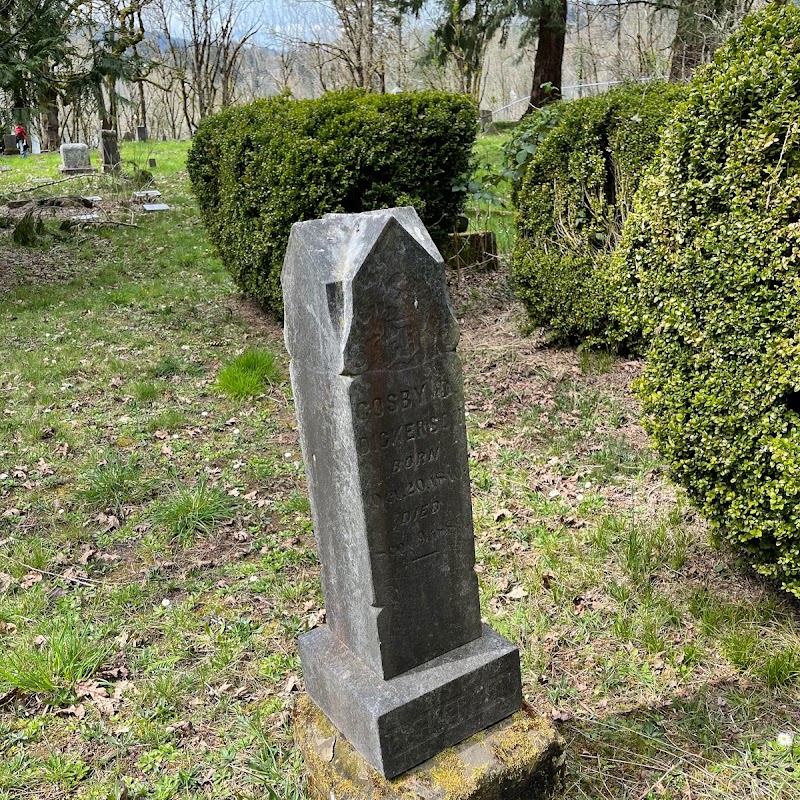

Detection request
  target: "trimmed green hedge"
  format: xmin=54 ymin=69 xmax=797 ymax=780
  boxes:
xmin=187 ymin=91 xmax=478 ymax=318
xmin=622 ymin=4 xmax=800 ymax=594
xmin=512 ymin=82 xmax=683 ymax=345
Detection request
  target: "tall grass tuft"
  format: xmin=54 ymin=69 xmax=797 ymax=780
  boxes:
xmin=150 ymin=479 xmax=239 ymax=542
xmin=75 ymin=453 xmax=145 ymax=512
xmin=217 ymin=349 xmax=282 ymax=400
xmin=0 ymin=618 xmax=111 ymax=704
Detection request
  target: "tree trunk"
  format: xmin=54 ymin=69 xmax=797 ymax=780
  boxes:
xmin=669 ymin=0 xmax=726 ymax=81
xmin=525 ymin=0 xmax=567 ymax=113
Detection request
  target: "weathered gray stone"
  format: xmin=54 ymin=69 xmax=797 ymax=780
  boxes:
xmin=283 ymin=208 xmax=522 ymax=779
xmin=3 ymin=134 xmax=17 ymax=155
xmin=100 ymin=129 xmax=120 ymax=173
xmin=136 ymin=125 xmax=148 ymax=142
xmin=300 ymin=625 xmax=522 ymax=778
xmin=59 ymin=143 xmax=96 ymax=174
xmin=294 ymin=695 xmax=566 ymax=800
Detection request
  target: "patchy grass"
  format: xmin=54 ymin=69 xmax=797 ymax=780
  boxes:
xmin=0 ymin=137 xmax=798 ymax=800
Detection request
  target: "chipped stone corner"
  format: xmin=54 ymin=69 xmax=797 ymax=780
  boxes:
xmin=294 ymin=695 xmax=566 ymax=800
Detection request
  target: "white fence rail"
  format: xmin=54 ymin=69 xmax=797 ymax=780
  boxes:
xmin=491 ymin=76 xmax=664 ymax=121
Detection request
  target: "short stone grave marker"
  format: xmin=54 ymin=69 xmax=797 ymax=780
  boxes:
xmin=60 ymin=143 xmax=96 ymax=174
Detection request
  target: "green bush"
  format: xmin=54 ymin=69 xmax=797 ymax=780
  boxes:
xmin=187 ymin=91 xmax=478 ymax=318
xmin=512 ymin=82 xmax=684 ymax=344
xmin=622 ymin=4 xmax=800 ymax=595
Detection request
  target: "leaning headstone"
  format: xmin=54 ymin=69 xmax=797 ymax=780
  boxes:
xmin=3 ymin=134 xmax=17 ymax=155
xmin=136 ymin=125 xmax=148 ymax=142
xmin=100 ymin=129 xmax=121 ymax=173
xmin=285 ymin=208 xmax=561 ymax=789
xmin=59 ymin=143 xmax=96 ymax=174
xmin=122 ymin=131 xmax=134 ymax=142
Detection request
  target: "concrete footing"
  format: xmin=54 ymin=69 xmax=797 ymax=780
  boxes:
xmin=294 ymin=695 xmax=566 ymax=800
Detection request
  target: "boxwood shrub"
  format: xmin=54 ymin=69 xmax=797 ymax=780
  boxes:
xmin=187 ymin=90 xmax=477 ymax=318
xmin=512 ymin=82 xmax=683 ymax=345
xmin=622 ymin=3 xmax=800 ymax=594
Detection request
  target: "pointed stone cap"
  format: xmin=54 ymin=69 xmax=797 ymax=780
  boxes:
xmin=282 ymin=207 xmax=459 ymax=376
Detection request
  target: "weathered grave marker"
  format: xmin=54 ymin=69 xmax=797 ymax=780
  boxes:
xmin=136 ymin=125 xmax=148 ymax=142
xmin=3 ymin=134 xmax=17 ymax=155
xmin=100 ymin=130 xmax=121 ymax=173
xmin=284 ymin=208 xmax=523 ymax=780
xmin=60 ymin=143 xmax=96 ymax=174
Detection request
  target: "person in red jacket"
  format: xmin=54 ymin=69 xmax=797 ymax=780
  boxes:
xmin=14 ymin=124 xmax=28 ymax=157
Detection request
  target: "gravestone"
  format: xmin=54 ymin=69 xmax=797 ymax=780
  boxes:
xmin=136 ymin=125 xmax=148 ymax=142
xmin=122 ymin=131 xmax=134 ymax=142
xmin=284 ymin=208 xmax=522 ymax=779
xmin=59 ymin=143 xmax=96 ymax=174
xmin=100 ymin=129 xmax=121 ymax=173
xmin=479 ymin=109 xmax=493 ymax=132
xmin=3 ymin=134 xmax=17 ymax=155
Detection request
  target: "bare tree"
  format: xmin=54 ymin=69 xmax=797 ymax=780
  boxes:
xmin=148 ymin=0 xmax=261 ymax=130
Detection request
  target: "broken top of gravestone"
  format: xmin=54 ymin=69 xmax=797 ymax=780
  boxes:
xmin=60 ymin=143 xmax=96 ymax=174
xmin=284 ymin=208 xmax=522 ymax=779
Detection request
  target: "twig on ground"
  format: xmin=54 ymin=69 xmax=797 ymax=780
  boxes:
xmin=2 ymin=174 xmax=93 ymax=196
xmin=12 ymin=560 xmax=102 ymax=587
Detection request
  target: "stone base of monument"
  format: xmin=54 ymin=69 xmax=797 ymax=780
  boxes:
xmin=300 ymin=625 xmax=522 ymax=779
xmin=295 ymin=695 xmax=565 ymax=800
xmin=59 ymin=167 xmax=97 ymax=174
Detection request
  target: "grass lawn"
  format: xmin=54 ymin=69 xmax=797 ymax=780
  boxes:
xmin=0 ymin=138 xmax=799 ymax=799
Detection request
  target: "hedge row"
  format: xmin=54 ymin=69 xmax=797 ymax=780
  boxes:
xmin=511 ymin=82 xmax=684 ymax=346
xmin=622 ymin=3 xmax=800 ymax=595
xmin=187 ymin=90 xmax=478 ymax=318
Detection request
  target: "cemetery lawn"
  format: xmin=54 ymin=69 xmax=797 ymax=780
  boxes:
xmin=0 ymin=140 xmax=799 ymax=800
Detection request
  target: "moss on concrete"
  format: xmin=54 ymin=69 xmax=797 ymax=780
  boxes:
xmin=294 ymin=696 xmax=565 ymax=800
